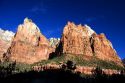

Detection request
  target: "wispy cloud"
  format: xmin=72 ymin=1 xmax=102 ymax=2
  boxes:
xmin=84 ymin=17 xmax=97 ymax=22
xmin=30 ymin=6 xmax=47 ymax=14
xmin=84 ymin=16 xmax=105 ymax=23
xmin=29 ymin=1 xmax=47 ymax=14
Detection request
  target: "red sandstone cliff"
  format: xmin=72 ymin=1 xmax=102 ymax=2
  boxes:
xmin=58 ymin=22 xmax=123 ymax=67
xmin=5 ymin=18 xmax=52 ymax=64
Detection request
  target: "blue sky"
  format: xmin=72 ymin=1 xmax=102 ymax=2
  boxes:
xmin=0 ymin=0 xmax=125 ymax=59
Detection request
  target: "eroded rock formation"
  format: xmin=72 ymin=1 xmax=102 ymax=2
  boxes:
xmin=0 ymin=19 xmax=123 ymax=67
xmin=5 ymin=18 xmax=52 ymax=64
xmin=58 ymin=22 xmax=123 ymax=67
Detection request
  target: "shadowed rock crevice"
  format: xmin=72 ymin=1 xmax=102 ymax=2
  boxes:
xmin=90 ymin=36 xmax=95 ymax=56
xmin=49 ymin=41 xmax=63 ymax=59
xmin=90 ymin=37 xmax=95 ymax=54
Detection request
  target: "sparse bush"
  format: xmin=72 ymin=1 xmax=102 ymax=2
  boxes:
xmin=33 ymin=53 xmax=123 ymax=70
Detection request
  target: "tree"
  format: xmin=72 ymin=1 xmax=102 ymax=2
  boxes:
xmin=60 ymin=60 xmax=76 ymax=71
xmin=66 ymin=60 xmax=76 ymax=70
xmin=93 ymin=66 xmax=103 ymax=77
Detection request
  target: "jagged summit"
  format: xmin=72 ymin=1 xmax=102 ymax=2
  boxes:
xmin=18 ymin=18 xmax=40 ymax=33
xmin=64 ymin=22 xmax=96 ymax=37
xmin=24 ymin=17 xmax=32 ymax=23
xmin=23 ymin=17 xmax=40 ymax=32
xmin=15 ymin=17 xmax=45 ymax=46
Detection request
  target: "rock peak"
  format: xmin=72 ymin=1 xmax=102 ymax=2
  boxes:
xmin=5 ymin=18 xmax=51 ymax=64
xmin=64 ymin=22 xmax=95 ymax=37
xmin=66 ymin=21 xmax=76 ymax=27
xmin=24 ymin=17 xmax=32 ymax=23
xmin=67 ymin=21 xmax=73 ymax=25
xmin=17 ymin=18 xmax=41 ymax=42
xmin=22 ymin=17 xmax=41 ymax=33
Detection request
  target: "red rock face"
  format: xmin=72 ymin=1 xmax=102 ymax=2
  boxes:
xmin=0 ymin=40 xmax=11 ymax=60
xmin=60 ymin=22 xmax=93 ymax=56
xmin=5 ymin=18 xmax=51 ymax=64
xmin=58 ymin=22 xmax=123 ymax=67
xmin=92 ymin=33 xmax=123 ymax=66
